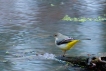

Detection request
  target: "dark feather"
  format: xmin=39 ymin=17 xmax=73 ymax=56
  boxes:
xmin=56 ymin=39 xmax=73 ymax=45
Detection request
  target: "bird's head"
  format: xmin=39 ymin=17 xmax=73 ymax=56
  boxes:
xmin=54 ymin=33 xmax=67 ymax=42
xmin=54 ymin=33 xmax=62 ymax=38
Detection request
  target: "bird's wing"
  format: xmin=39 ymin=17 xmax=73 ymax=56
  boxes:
xmin=56 ymin=38 xmax=73 ymax=45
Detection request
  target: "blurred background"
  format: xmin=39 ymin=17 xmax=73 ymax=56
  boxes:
xmin=0 ymin=0 xmax=106 ymax=71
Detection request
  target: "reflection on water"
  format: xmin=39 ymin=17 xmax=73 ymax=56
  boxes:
xmin=0 ymin=0 xmax=106 ymax=71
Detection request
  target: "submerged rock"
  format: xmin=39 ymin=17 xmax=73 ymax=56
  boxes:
xmin=56 ymin=56 xmax=106 ymax=71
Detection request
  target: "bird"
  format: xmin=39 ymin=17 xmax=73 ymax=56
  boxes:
xmin=54 ymin=33 xmax=79 ymax=56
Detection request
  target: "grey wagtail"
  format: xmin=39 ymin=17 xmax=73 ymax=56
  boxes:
xmin=54 ymin=33 xmax=79 ymax=56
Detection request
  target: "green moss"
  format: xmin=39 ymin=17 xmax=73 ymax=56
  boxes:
xmin=51 ymin=4 xmax=55 ymax=6
xmin=79 ymin=18 xmax=87 ymax=22
xmin=62 ymin=15 xmax=106 ymax=22
xmin=62 ymin=15 xmax=72 ymax=21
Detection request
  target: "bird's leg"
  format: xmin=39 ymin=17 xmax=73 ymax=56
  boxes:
xmin=63 ymin=50 xmax=66 ymax=57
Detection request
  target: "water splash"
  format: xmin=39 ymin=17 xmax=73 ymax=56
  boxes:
xmin=5 ymin=50 xmax=57 ymax=63
xmin=35 ymin=53 xmax=56 ymax=60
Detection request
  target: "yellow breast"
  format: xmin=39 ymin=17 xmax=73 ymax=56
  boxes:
xmin=61 ymin=40 xmax=79 ymax=51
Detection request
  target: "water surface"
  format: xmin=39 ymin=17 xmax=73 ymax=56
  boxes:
xmin=0 ymin=0 xmax=106 ymax=71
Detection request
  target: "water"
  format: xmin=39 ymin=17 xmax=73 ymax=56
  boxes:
xmin=0 ymin=0 xmax=106 ymax=71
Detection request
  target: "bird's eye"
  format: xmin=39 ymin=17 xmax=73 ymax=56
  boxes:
xmin=54 ymin=34 xmax=57 ymax=37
